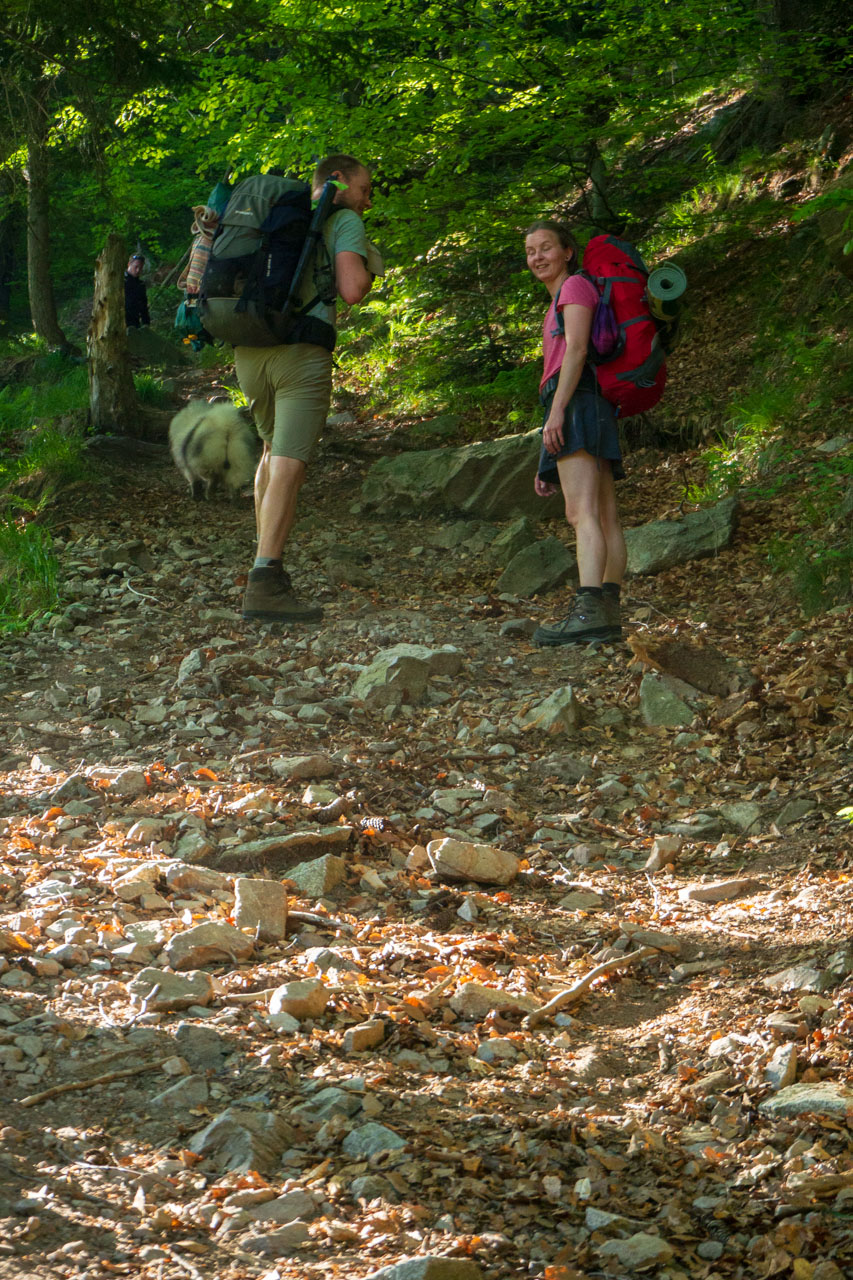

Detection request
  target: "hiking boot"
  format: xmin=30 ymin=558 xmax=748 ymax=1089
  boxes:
xmin=242 ymin=566 xmax=324 ymax=623
xmin=533 ymin=592 xmax=611 ymax=646
xmin=602 ymin=591 xmax=623 ymax=641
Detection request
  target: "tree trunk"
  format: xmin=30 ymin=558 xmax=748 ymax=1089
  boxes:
xmin=0 ymin=176 xmax=16 ymax=328
xmin=25 ymin=116 xmax=67 ymax=347
xmin=88 ymin=233 xmax=137 ymax=434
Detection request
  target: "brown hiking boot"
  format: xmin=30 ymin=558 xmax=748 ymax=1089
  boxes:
xmin=602 ymin=590 xmax=623 ymax=641
xmin=242 ymin=566 xmax=324 ymax=623
xmin=533 ymin=592 xmax=611 ymax=646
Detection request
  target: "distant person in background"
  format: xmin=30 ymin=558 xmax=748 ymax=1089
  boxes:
xmin=524 ymin=219 xmax=626 ymax=646
xmin=124 ymin=253 xmax=150 ymax=328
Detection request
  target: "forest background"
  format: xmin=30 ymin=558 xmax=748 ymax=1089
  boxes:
xmin=0 ymin=0 xmax=851 ymax=627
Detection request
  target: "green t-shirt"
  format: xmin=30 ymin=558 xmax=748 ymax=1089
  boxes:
xmin=299 ymin=207 xmax=369 ymax=334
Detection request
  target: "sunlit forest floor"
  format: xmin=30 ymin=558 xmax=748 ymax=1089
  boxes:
xmin=0 ymin=353 xmax=850 ymax=1279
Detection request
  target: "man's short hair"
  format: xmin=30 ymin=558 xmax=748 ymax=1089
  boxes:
xmin=313 ymin=153 xmax=366 ymax=187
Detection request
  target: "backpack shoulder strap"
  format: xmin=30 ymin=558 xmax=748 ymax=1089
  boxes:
xmin=278 ymin=182 xmax=341 ymax=323
xmin=553 ymin=269 xmax=601 ymax=335
xmin=297 ymin=207 xmax=346 ymax=314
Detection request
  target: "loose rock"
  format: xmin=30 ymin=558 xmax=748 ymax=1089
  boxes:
xmin=426 ymin=838 xmax=519 ymax=886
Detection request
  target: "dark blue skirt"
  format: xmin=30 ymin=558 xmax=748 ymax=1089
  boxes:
xmin=538 ymin=376 xmax=624 ymax=484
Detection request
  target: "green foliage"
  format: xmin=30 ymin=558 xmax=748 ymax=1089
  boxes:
xmin=643 ymin=142 xmax=801 ymax=261
xmin=681 ymin=226 xmax=851 ymax=619
xmin=19 ymin=426 xmax=90 ymax=488
xmin=0 ymin=343 xmax=94 ymax=628
xmin=689 ymin=312 xmax=852 ymax=501
xmin=0 ymin=360 xmax=88 ymax=445
xmin=767 ymin=452 xmax=853 ymax=616
xmin=336 ymin=247 xmax=541 ymax=420
xmin=218 ymin=383 xmax=249 ymax=410
xmin=688 ymin=431 xmax=760 ymax=503
xmin=2 ymin=0 xmax=782 ymax=318
xmin=792 ymin=186 xmax=853 ymax=255
xmin=133 ymin=372 xmax=171 ymax=406
xmin=692 ymin=422 xmax=852 ymax=619
xmin=191 ymin=341 xmax=231 ymax=370
xmin=687 ymin=387 xmax=804 ymax=504
xmin=0 ymin=519 xmax=59 ymax=631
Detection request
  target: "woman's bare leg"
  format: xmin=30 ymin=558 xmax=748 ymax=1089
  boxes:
xmin=557 ymin=450 xmax=625 ymax=585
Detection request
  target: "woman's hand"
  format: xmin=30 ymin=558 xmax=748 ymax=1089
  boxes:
xmin=534 ymin=475 xmax=559 ymax=498
xmin=542 ymin=409 xmax=565 ymax=455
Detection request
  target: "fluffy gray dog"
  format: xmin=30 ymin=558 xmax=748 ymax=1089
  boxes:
xmin=169 ymin=400 xmax=259 ymax=499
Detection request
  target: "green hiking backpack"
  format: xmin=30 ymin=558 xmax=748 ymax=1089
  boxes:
xmin=199 ymin=174 xmax=339 ymax=349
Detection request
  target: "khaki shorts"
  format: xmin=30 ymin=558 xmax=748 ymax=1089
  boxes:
xmin=234 ymin=343 xmax=333 ymax=464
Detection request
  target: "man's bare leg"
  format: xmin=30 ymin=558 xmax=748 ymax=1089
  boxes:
xmin=242 ymin=453 xmax=322 ymax=622
xmin=254 ymin=446 xmax=270 ymax=542
xmin=256 ymin=454 xmax=306 ymax=560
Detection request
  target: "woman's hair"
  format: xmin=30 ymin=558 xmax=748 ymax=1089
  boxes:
xmin=524 ymin=220 xmax=580 ymax=268
xmin=313 ymin=153 xmax=366 ymax=186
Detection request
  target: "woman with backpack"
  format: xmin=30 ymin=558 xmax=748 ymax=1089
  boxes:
xmin=525 ymin=220 xmax=627 ymax=645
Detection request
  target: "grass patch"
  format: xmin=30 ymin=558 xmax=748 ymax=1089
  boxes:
xmin=0 ymin=367 xmax=92 ymax=495
xmin=644 ymin=169 xmax=778 ymax=260
xmin=676 ymin=209 xmax=851 ymax=617
xmin=0 ymin=519 xmax=60 ymax=631
xmin=192 ymin=341 xmax=231 ymax=369
xmin=0 ymin=339 xmax=95 ymax=628
xmin=688 ymin=379 xmax=852 ymax=617
xmin=133 ymin=373 xmax=172 ymax=407
xmin=21 ymin=427 xmax=92 ymax=487
xmin=0 ymin=361 xmax=89 ymax=441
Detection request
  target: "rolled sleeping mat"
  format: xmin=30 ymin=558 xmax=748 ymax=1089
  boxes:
xmin=647 ymin=263 xmax=687 ymax=321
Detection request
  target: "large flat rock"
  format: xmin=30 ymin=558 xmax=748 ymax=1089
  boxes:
xmin=361 ymin=431 xmax=559 ymax=520
xmin=626 ymin=497 xmax=739 ymax=573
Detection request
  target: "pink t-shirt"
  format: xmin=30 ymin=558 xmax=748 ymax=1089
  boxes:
xmin=540 ymin=273 xmax=599 ymax=390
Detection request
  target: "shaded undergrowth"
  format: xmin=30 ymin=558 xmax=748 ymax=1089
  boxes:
xmin=0 ymin=340 xmax=92 ymax=629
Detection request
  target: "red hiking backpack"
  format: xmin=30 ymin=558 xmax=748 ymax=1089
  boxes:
xmin=576 ymin=234 xmax=667 ymax=418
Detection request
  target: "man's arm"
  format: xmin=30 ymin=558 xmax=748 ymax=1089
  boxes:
xmin=336 ymin=250 xmax=372 ymax=305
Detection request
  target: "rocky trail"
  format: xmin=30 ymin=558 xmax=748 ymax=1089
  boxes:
xmin=0 ymin=389 xmax=851 ymax=1280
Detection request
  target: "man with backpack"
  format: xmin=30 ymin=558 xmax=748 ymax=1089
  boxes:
xmin=231 ymin=153 xmax=377 ymax=624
